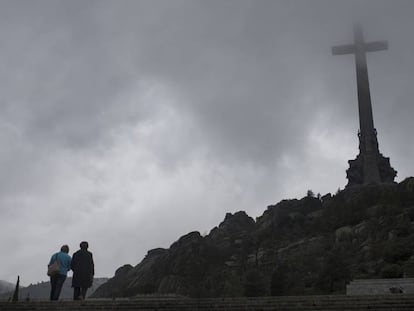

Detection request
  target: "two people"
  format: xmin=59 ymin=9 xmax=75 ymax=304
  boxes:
xmin=48 ymin=241 xmax=95 ymax=301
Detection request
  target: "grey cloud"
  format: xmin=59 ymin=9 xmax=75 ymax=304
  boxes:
xmin=0 ymin=0 xmax=413 ymax=285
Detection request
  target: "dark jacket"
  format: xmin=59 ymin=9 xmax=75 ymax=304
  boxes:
xmin=71 ymin=249 xmax=94 ymax=288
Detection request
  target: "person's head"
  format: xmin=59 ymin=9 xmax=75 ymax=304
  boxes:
xmin=80 ymin=241 xmax=89 ymax=250
xmin=61 ymin=245 xmax=69 ymax=253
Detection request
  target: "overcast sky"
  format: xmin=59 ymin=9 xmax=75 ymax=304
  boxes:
xmin=1 ymin=0 xmax=413 ymax=286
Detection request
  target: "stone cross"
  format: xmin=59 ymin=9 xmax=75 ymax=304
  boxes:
xmin=332 ymin=24 xmax=396 ymax=186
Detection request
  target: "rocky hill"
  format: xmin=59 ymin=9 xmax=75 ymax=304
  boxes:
xmin=0 ymin=280 xmax=14 ymax=295
xmin=92 ymin=177 xmax=414 ymax=298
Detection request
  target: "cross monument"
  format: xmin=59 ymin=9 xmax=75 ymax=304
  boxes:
xmin=332 ymin=24 xmax=397 ymax=187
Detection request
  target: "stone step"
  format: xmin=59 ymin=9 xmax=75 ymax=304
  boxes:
xmin=2 ymin=296 xmax=414 ymax=311
xmin=3 ymin=308 xmax=414 ymax=310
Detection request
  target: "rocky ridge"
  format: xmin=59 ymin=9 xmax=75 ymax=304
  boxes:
xmin=93 ymin=177 xmax=414 ymax=298
xmin=0 ymin=280 xmax=14 ymax=295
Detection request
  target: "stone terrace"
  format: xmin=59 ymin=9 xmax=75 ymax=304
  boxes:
xmin=347 ymin=279 xmax=414 ymax=295
xmin=2 ymin=295 xmax=414 ymax=310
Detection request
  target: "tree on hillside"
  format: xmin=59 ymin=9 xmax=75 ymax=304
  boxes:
xmin=307 ymin=190 xmax=315 ymax=198
xmin=316 ymin=251 xmax=350 ymax=293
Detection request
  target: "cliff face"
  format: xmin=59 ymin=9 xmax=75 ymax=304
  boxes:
xmin=92 ymin=178 xmax=414 ymax=298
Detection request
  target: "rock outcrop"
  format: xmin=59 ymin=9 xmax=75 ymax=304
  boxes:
xmin=92 ymin=177 xmax=414 ymax=298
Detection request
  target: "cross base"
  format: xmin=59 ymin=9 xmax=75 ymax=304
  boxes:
xmin=346 ymin=128 xmax=397 ymax=187
xmin=346 ymin=152 xmax=397 ymax=187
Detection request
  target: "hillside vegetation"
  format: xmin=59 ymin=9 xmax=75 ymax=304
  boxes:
xmin=92 ymin=177 xmax=414 ymax=298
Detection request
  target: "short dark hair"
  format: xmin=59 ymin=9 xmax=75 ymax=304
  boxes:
xmin=61 ymin=245 xmax=69 ymax=253
xmin=80 ymin=241 xmax=89 ymax=250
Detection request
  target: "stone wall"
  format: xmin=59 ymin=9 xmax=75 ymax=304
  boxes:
xmin=347 ymin=278 xmax=414 ymax=295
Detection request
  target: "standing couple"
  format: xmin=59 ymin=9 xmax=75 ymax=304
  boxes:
xmin=48 ymin=241 xmax=94 ymax=301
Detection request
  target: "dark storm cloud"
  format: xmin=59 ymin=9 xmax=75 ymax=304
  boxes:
xmin=0 ymin=1 xmax=156 ymax=149
xmin=0 ymin=0 xmax=413 ymax=284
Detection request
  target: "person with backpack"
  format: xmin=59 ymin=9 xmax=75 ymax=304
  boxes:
xmin=48 ymin=245 xmax=72 ymax=301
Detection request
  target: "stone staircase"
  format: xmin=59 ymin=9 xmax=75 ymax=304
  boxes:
xmin=2 ymin=295 xmax=414 ymax=310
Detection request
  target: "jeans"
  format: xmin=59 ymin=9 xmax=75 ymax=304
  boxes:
xmin=50 ymin=274 xmax=66 ymax=301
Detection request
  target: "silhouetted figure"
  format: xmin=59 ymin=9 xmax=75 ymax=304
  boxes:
xmin=49 ymin=245 xmax=71 ymax=301
xmin=71 ymin=241 xmax=94 ymax=300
